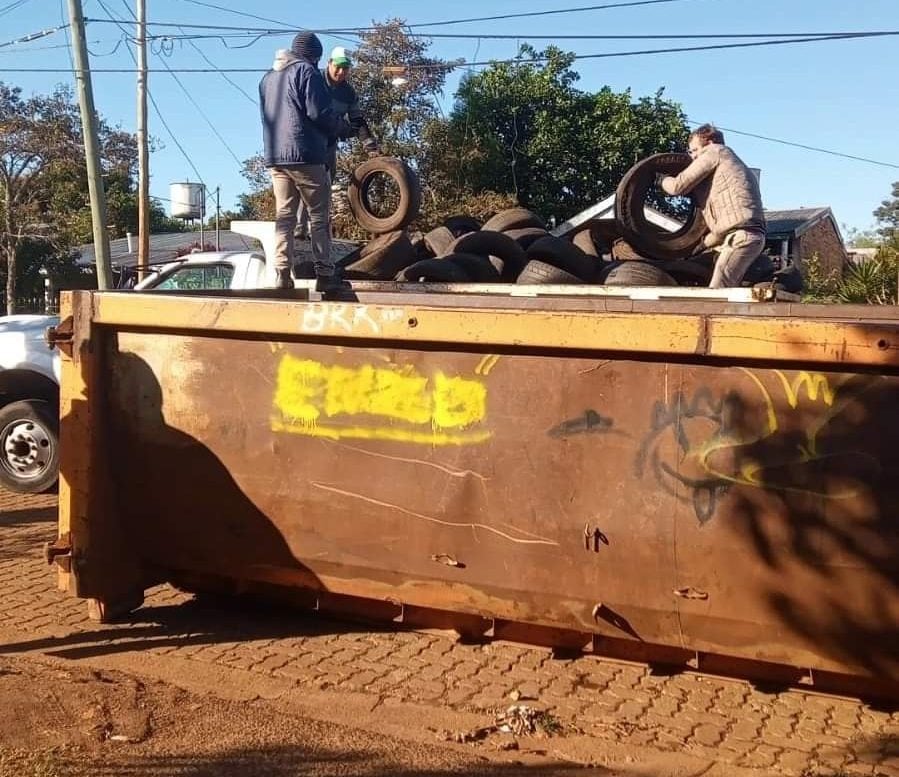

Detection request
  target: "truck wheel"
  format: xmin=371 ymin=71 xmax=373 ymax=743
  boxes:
xmin=482 ymin=207 xmax=546 ymax=232
xmin=603 ymin=261 xmax=678 ymax=287
xmin=448 ymin=231 xmax=528 ymax=280
xmin=443 ymin=215 xmax=481 ymax=236
xmin=614 ymin=152 xmax=707 ymax=260
xmin=396 ymin=258 xmax=472 ymax=283
xmin=504 ymin=227 xmax=549 ymax=250
xmin=444 ymin=252 xmax=502 ymax=282
xmin=0 ymin=400 xmax=59 ymax=493
xmin=517 ymin=260 xmax=583 ymax=285
xmin=423 ymin=226 xmax=456 ymax=257
xmin=526 ymin=235 xmax=597 ymax=281
xmin=348 ymin=156 xmax=421 ymax=234
xmin=346 ymin=231 xmax=416 ymax=279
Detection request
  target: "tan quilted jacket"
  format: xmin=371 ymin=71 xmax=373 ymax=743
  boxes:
xmin=662 ymin=143 xmax=766 ymax=245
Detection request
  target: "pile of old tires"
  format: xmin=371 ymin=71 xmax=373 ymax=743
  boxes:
xmin=341 ymin=154 xmax=799 ymax=290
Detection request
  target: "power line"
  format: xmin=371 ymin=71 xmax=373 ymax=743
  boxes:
xmin=407 ymin=0 xmax=703 ymax=28
xmin=0 ymin=25 xmax=67 ymax=49
xmin=174 ymin=0 xmax=360 ymax=46
xmin=9 ymin=28 xmax=898 ymax=74
xmin=689 ymin=121 xmax=899 ymax=170
xmin=154 ymin=53 xmax=245 ymax=167
xmin=95 ymin=0 xmax=208 ymax=185
xmin=181 ymin=32 xmax=257 ymax=105
xmin=0 ymin=0 xmax=31 ymax=20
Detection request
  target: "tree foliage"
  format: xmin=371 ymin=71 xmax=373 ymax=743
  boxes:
xmin=437 ymin=46 xmax=689 ymax=222
xmin=873 ymin=180 xmax=899 ymax=245
xmin=237 ymin=29 xmax=690 ymax=240
xmin=0 ymin=82 xmax=146 ymax=313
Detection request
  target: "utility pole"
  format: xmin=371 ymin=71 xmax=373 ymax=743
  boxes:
xmin=215 ymin=186 xmax=220 ymax=251
xmin=66 ymin=0 xmax=112 ymax=289
xmin=136 ymin=0 xmax=150 ymax=281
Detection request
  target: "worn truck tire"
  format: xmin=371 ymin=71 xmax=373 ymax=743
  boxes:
xmin=396 ymin=258 xmax=472 ymax=283
xmin=504 ymin=227 xmax=550 ymax=250
xmin=604 ymin=261 xmax=678 ymax=287
xmin=571 ymin=228 xmax=599 ymax=257
xmin=345 ymin=230 xmax=417 ymax=279
xmin=444 ymin=252 xmax=502 ymax=282
xmin=448 ymin=231 xmax=528 ymax=280
xmin=482 ymin=207 xmax=546 ymax=233
xmin=526 ymin=235 xmax=597 ymax=281
xmin=348 ymin=156 xmax=421 ymax=234
xmin=0 ymin=399 xmax=59 ymax=494
xmin=443 ymin=215 xmax=482 ymax=236
xmin=517 ymin=260 xmax=582 ymax=285
xmin=611 ymin=237 xmax=652 ymax=262
xmin=423 ymin=226 xmax=456 ymax=257
xmin=615 ymin=152 xmax=707 ymax=260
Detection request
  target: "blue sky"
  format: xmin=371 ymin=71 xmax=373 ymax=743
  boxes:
xmin=3 ymin=0 xmax=898 ymax=235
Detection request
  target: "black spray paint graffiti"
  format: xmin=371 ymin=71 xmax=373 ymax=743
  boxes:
xmin=547 ymin=409 xmax=628 ymax=439
xmin=635 ymin=389 xmax=736 ymax=526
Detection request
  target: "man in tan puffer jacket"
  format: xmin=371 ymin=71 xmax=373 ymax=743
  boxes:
xmin=661 ymin=124 xmax=766 ymax=287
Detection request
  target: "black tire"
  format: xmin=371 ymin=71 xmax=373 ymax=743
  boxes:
xmin=526 ymin=235 xmax=597 ymax=281
xmin=443 ymin=215 xmax=481 ymax=236
xmin=448 ymin=231 xmax=528 ymax=280
xmin=482 ymin=207 xmax=546 ymax=233
xmin=517 ymin=260 xmax=582 ymax=285
xmin=614 ymin=152 xmax=707 ymax=260
xmin=444 ymin=252 xmax=501 ymax=282
xmin=742 ymin=252 xmax=776 ymax=285
xmin=571 ymin=228 xmax=599 ymax=257
xmin=504 ymin=227 xmax=549 ymax=250
xmin=0 ymin=399 xmax=58 ymax=494
xmin=396 ymin=258 xmax=472 ymax=283
xmin=771 ymin=263 xmax=803 ymax=293
xmin=345 ymin=231 xmax=417 ymax=279
xmin=657 ymin=257 xmax=714 ymax=286
xmin=611 ymin=238 xmax=651 ymax=262
xmin=604 ymin=261 xmax=678 ymax=287
xmin=348 ymin=156 xmax=421 ymax=234
xmin=423 ymin=226 xmax=456 ymax=257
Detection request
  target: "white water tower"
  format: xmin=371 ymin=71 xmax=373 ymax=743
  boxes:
xmin=170 ymin=182 xmax=205 ymax=221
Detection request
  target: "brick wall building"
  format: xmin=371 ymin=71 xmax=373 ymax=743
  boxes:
xmin=764 ymin=207 xmax=847 ymax=277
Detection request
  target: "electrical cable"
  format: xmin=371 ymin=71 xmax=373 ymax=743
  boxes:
xmin=95 ymin=0 xmax=208 ymax=185
xmin=182 ymin=32 xmax=257 ymax=105
xmin=407 ymin=0 xmax=706 ymax=28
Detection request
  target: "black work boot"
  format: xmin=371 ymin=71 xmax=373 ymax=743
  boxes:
xmin=274 ymin=267 xmax=295 ymax=290
xmin=315 ymin=273 xmax=353 ymax=301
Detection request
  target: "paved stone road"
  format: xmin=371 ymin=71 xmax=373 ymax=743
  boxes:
xmin=1 ymin=489 xmax=896 ymax=776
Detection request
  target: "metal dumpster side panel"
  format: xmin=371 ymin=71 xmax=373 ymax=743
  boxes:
xmin=76 ymin=322 xmax=899 ymax=680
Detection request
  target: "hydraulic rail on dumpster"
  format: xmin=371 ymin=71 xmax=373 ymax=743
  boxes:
xmin=48 ymin=288 xmax=899 ymax=699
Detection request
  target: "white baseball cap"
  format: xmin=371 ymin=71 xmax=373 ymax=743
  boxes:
xmin=329 ymin=46 xmax=351 ymax=66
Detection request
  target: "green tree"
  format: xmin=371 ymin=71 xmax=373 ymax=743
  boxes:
xmin=1 ymin=82 xmax=141 ymax=313
xmin=438 ymin=46 xmax=690 ymax=222
xmin=873 ymin=181 xmax=899 ymax=246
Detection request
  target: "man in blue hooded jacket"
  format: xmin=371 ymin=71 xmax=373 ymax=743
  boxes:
xmin=259 ymin=31 xmax=351 ymax=295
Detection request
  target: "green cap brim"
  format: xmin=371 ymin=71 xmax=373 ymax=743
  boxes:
xmin=332 ymin=57 xmax=351 ymax=66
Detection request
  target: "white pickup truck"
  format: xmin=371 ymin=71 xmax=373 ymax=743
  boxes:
xmin=0 ymin=222 xmax=287 ymax=493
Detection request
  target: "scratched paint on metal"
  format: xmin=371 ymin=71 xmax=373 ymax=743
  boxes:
xmin=93 ymin=329 xmax=899 ymax=681
xmin=270 ymin=354 xmax=490 ymax=445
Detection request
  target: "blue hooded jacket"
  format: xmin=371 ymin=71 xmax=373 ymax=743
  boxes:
xmin=259 ymin=50 xmax=348 ymax=167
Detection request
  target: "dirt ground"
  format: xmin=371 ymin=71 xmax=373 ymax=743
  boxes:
xmin=1 ymin=489 xmax=897 ymax=777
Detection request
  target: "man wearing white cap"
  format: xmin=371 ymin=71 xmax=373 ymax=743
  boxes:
xmin=296 ymin=45 xmax=380 ymax=239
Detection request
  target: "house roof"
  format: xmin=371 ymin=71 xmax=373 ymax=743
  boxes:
xmin=764 ymin=207 xmax=835 ymax=239
xmin=76 ymin=231 xmax=258 ymax=268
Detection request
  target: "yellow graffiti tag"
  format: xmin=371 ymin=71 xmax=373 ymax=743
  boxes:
xmin=272 ymin=355 xmax=490 ymax=445
xmin=475 ymin=354 xmax=501 ymax=376
xmin=774 ymin=370 xmax=836 ymax=409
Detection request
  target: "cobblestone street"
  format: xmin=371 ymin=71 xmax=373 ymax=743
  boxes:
xmin=1 ymin=488 xmax=897 ymax=776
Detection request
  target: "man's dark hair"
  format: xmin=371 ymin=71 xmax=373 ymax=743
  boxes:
xmin=690 ymin=124 xmax=725 ymax=145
